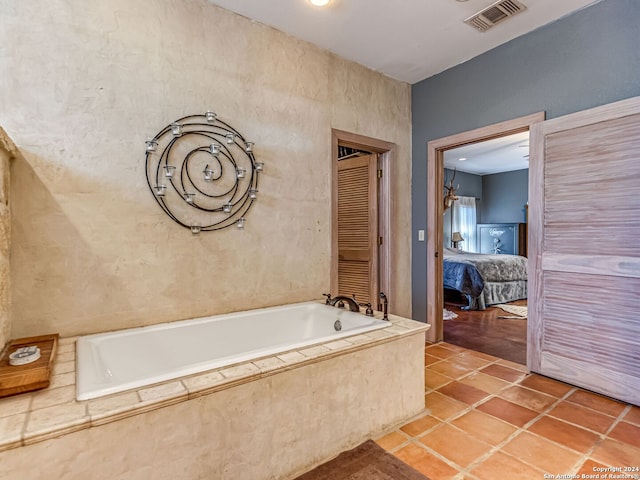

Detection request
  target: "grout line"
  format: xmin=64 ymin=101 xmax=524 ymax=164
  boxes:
xmin=603 ymin=404 xmax=631 ymax=436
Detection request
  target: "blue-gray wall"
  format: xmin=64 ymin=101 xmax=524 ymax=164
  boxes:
xmin=444 ymin=168 xmax=482 ymax=199
xmin=411 ymin=0 xmax=640 ymax=323
xmin=480 ymin=169 xmax=528 ymax=224
xmin=443 ymin=168 xmax=528 ymax=245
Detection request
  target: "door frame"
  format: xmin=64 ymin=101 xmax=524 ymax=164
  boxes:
xmin=331 ymin=129 xmax=394 ymax=308
xmin=426 ymin=112 xmax=545 ymax=343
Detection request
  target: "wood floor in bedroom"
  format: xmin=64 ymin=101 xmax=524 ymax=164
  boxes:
xmin=443 ymin=292 xmax=527 ymax=365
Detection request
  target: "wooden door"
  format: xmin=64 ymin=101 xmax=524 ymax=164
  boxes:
xmin=336 ymin=153 xmax=378 ymax=305
xmin=528 ymin=96 xmax=640 ymax=405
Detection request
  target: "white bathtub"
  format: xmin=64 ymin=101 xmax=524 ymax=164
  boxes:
xmin=76 ymin=301 xmax=388 ymax=400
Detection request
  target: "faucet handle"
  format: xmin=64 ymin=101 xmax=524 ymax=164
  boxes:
xmin=359 ymin=302 xmax=374 ymax=316
xmin=322 ymin=293 xmax=332 ymax=305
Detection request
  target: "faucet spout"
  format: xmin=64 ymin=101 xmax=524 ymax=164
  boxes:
xmin=329 ymin=295 xmax=360 ymax=313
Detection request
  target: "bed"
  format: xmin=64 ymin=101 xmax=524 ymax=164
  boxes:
xmin=443 ymin=248 xmax=528 ymax=310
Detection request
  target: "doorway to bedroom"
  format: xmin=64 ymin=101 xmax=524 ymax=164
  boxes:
xmin=442 ymin=132 xmax=530 ymax=364
xmin=426 ymin=112 xmax=545 ymax=364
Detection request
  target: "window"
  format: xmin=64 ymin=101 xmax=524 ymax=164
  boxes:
xmin=452 ymin=196 xmax=477 ymax=252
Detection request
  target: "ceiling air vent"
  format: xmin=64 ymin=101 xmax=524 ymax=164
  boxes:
xmin=464 ymin=0 xmax=527 ymax=32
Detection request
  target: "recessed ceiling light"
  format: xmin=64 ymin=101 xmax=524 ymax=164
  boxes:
xmin=458 ymin=157 xmax=467 ymax=161
xmin=309 ymin=0 xmax=330 ymax=6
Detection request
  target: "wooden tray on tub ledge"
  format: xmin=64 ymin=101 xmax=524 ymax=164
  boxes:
xmin=0 ymin=333 xmax=59 ymax=398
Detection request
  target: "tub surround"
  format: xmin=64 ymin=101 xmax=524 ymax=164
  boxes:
xmin=0 ymin=128 xmax=13 ymax=352
xmin=0 ymin=312 xmax=428 ymax=480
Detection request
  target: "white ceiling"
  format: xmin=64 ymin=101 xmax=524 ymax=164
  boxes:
xmin=208 ymin=0 xmax=598 ymax=84
xmin=443 ymin=131 xmax=529 ymax=175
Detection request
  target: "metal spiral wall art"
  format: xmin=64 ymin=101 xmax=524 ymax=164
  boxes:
xmin=145 ymin=112 xmax=262 ymax=234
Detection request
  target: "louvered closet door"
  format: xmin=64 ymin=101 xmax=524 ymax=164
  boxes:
xmin=528 ymin=97 xmax=640 ymax=406
xmin=337 ymin=154 xmax=378 ymax=305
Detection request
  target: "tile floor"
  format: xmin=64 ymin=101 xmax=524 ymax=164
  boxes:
xmin=375 ymin=342 xmax=640 ymax=480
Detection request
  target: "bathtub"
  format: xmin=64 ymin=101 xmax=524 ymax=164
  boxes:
xmin=76 ymin=301 xmax=388 ymax=400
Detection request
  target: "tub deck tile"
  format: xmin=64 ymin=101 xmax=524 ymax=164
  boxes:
xmin=31 ymin=385 xmax=76 ymax=410
xmin=48 ymin=371 xmax=75 ymax=389
xmin=364 ymin=329 xmax=394 ymax=340
xmin=277 ymin=351 xmax=307 ymax=365
xmin=23 ymin=402 xmax=89 ymax=446
xmin=51 ymin=360 xmax=75 ymax=375
xmin=346 ymin=334 xmax=374 ymax=345
xmin=56 ymin=342 xmax=75 ymax=354
xmin=88 ymin=391 xmax=142 ymax=425
xmin=252 ymin=356 xmax=287 ymax=372
xmin=57 ymin=336 xmax=78 ymax=346
xmin=183 ymin=371 xmax=227 ymax=398
xmin=56 ymin=351 xmax=75 ymax=363
xmin=220 ymin=363 xmax=261 ymax=380
xmin=323 ymin=339 xmax=353 ymax=351
xmin=0 ymin=394 xmax=32 ymax=418
xmin=385 ymin=325 xmax=415 ymax=335
xmin=298 ymin=345 xmax=331 ymax=358
xmin=138 ymin=381 xmax=187 ymax=403
xmin=0 ymin=413 xmax=26 ymax=452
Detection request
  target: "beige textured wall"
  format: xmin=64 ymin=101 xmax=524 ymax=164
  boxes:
xmin=0 ymin=130 xmax=12 ymax=349
xmin=1 ymin=0 xmax=412 ymax=338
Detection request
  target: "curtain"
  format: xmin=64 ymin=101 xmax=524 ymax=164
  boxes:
xmin=452 ymin=196 xmax=477 ymax=252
